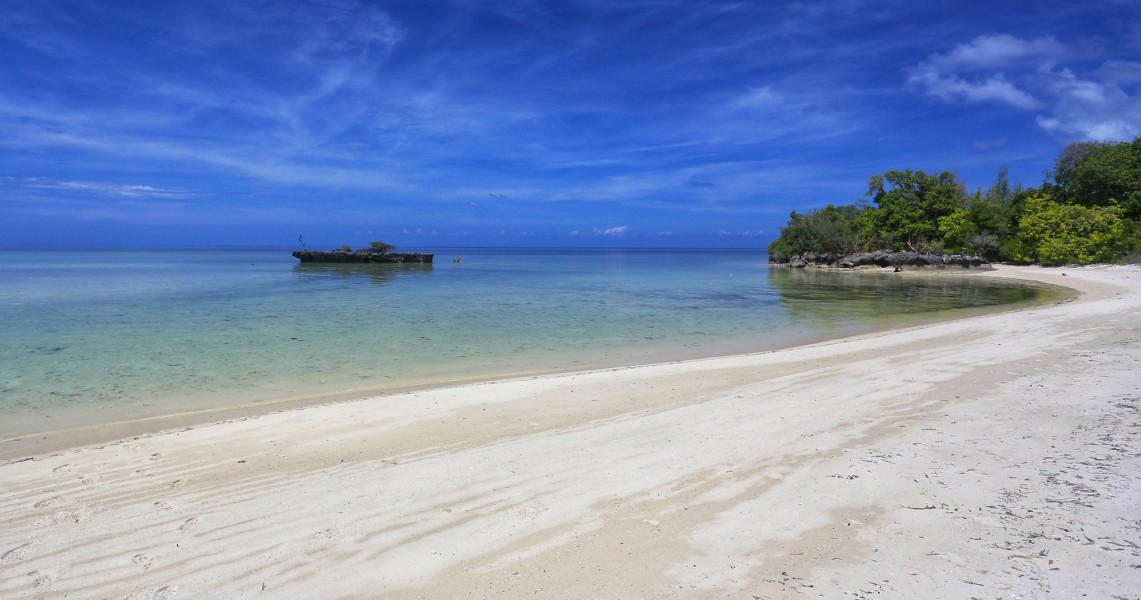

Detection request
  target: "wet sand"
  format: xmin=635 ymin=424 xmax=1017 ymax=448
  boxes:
xmin=1 ymin=264 xmax=1138 ymax=599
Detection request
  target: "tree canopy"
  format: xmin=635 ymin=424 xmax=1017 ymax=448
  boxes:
xmin=367 ymin=241 xmax=395 ymax=253
xmin=768 ymin=136 xmax=1141 ymax=265
xmin=1051 ymin=138 xmax=1141 ymax=219
xmin=767 ymin=204 xmax=860 ymax=260
xmin=856 ymin=169 xmax=964 ymax=251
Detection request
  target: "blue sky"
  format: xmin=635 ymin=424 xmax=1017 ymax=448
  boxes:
xmin=2 ymin=0 xmax=1139 ymax=249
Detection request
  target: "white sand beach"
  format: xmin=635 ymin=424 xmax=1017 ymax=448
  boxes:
xmin=1 ymin=264 xmax=1138 ymax=599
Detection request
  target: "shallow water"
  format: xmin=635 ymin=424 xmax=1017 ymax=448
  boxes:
xmin=0 ymin=248 xmax=1064 ymax=439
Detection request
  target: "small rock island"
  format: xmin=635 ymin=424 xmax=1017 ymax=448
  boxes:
xmin=293 ymin=240 xmax=433 ymax=264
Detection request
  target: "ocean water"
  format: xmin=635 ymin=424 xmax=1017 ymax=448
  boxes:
xmin=0 ymin=248 xmax=1063 ymax=440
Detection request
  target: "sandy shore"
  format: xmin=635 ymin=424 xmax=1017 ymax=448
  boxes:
xmin=1 ymin=264 xmax=1138 ymax=599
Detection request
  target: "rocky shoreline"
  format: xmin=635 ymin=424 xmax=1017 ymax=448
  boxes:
xmin=771 ymin=249 xmax=988 ymax=270
xmin=292 ymin=250 xmax=434 ymax=263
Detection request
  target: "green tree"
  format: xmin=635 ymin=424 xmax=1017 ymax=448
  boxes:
xmin=1012 ymin=195 xmax=1126 ymax=265
xmin=937 ymin=209 xmax=975 ymax=253
xmin=366 ymin=241 xmax=395 ymax=253
xmin=982 ymin=166 xmax=1015 ymax=205
xmin=940 ymin=167 xmax=1020 ymax=259
xmin=856 ymin=169 xmax=967 ymax=250
xmin=767 ymin=204 xmax=861 ymax=259
xmin=1051 ymin=137 xmax=1141 ymax=219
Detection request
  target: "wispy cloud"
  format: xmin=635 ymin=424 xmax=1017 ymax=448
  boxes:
xmin=905 ymin=35 xmax=1055 ymax=110
xmin=2 ymin=2 xmax=1140 ymax=247
xmin=907 ymin=34 xmax=1141 ymax=141
xmin=1035 ymin=65 xmax=1141 ymax=140
xmin=907 ymin=67 xmax=1042 ymax=110
xmin=36 ymin=180 xmax=196 ymax=197
xmin=972 ymin=138 xmax=1008 ymax=152
xmin=925 ymin=34 xmax=1064 ymax=71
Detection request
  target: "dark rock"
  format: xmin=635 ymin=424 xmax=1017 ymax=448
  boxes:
xmin=770 ymin=250 xmax=987 ymax=270
xmin=292 ymin=250 xmax=434 ymax=264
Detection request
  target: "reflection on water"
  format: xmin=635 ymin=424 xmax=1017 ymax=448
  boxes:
xmin=765 ymin=268 xmax=1053 ymax=329
xmin=293 ymin=262 xmax=433 ymax=285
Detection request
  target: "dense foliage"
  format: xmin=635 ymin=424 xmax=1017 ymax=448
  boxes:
xmin=768 ymin=137 xmax=1141 ymax=265
xmin=766 ymin=204 xmax=861 ymax=259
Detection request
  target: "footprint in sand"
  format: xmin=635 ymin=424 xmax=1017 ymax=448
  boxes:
xmin=32 ymin=506 xmax=101 ymax=527
xmin=51 ymin=464 xmax=71 ymax=473
xmin=152 ymin=584 xmax=178 ymax=599
xmin=179 ymin=516 xmax=200 ymax=533
xmin=28 ymin=570 xmax=57 ymax=588
xmin=149 ymin=453 xmax=162 ymax=461
xmin=154 ymin=501 xmax=174 ymax=511
xmin=132 ymin=553 xmax=154 ymax=570
xmin=2 ymin=543 xmax=31 ymax=563
xmin=33 ymin=497 xmax=58 ymax=509
xmin=168 ymin=479 xmax=185 ymax=488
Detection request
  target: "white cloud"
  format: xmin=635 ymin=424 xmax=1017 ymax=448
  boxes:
xmin=907 ymin=65 xmax=1042 ymax=109
xmin=905 ymin=34 xmax=1060 ymax=109
xmin=1094 ymin=60 xmax=1141 ymax=86
xmin=905 ymin=34 xmax=1056 ymax=110
xmin=1034 ymin=64 xmax=1141 ymax=140
xmin=26 ymin=179 xmax=194 ymax=198
xmin=927 ymin=34 xmax=1063 ymax=71
xmin=908 ymin=35 xmax=1141 ymax=142
xmin=601 ymin=226 xmax=628 ymax=236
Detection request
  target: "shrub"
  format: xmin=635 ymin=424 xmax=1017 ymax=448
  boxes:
xmin=767 ymin=204 xmax=860 ymax=259
xmin=1013 ymin=195 xmax=1125 ymax=265
xmin=367 ymin=241 xmax=395 ymax=253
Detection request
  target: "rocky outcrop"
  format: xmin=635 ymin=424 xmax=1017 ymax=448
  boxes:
xmin=774 ymin=250 xmax=988 ymax=270
xmin=292 ymin=250 xmax=434 ymax=263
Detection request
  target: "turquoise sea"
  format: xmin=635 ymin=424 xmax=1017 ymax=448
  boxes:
xmin=0 ymin=248 xmax=1063 ymax=441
